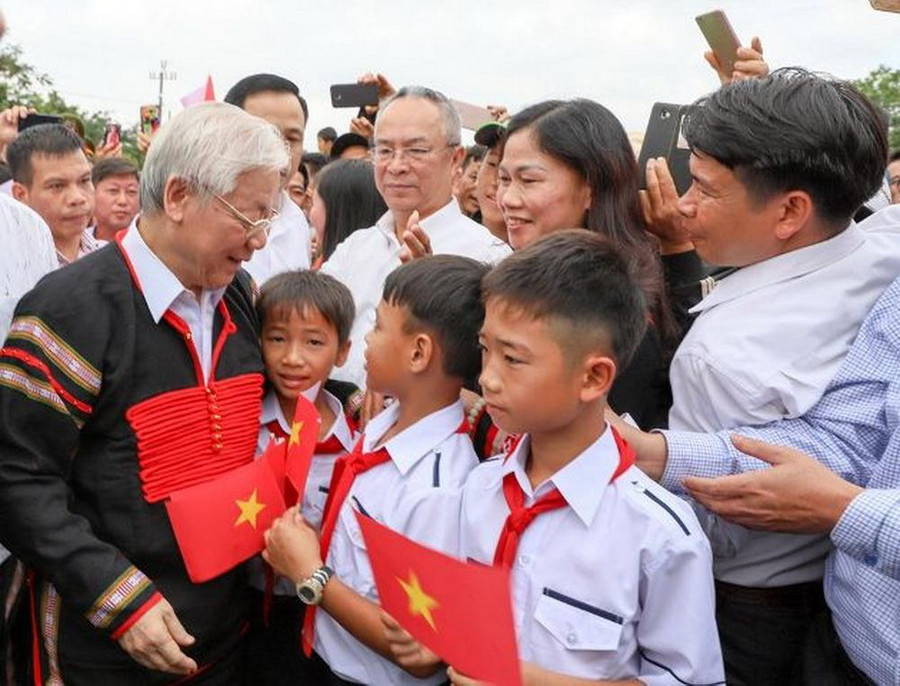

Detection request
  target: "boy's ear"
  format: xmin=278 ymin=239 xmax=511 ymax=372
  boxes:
xmin=409 ymin=332 xmax=435 ymax=375
xmin=334 ymin=340 xmax=351 ymax=368
xmin=579 ymin=353 xmax=616 ymax=404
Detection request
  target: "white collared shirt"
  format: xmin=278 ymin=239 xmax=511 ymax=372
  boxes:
xmin=251 ymin=389 xmax=358 ymax=594
xmin=315 ymin=399 xmax=478 ymax=685
xmin=243 ymin=190 xmax=311 ymax=286
xmin=120 ymin=221 xmax=226 ymax=382
xmin=321 ymin=200 xmax=511 ymax=388
xmin=669 ymin=208 xmax=900 ymax=587
xmin=458 ymin=431 xmax=723 ymax=686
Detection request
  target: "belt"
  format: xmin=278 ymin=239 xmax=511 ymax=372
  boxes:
xmin=714 ymin=579 xmax=825 ymax=608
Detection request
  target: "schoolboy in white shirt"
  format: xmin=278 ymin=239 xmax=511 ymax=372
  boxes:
xmin=245 ymin=270 xmax=359 ymax=684
xmin=264 ymin=256 xmax=488 ymax=685
xmin=387 ymin=231 xmax=724 ymax=686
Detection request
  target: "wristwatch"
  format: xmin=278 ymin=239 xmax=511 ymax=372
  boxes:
xmin=295 ymin=565 xmax=334 ymax=605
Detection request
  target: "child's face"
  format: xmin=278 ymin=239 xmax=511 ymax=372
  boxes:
xmin=478 ymin=299 xmax=590 ymax=436
xmin=262 ymin=307 xmax=349 ymax=404
xmin=364 ymin=300 xmax=416 ymax=395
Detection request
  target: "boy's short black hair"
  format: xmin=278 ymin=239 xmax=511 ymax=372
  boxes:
xmin=7 ymin=123 xmax=83 ymax=187
xmin=257 ymin=270 xmax=355 ymax=346
xmin=482 ymin=229 xmax=647 ymax=371
xmin=383 ymin=255 xmax=489 ymax=383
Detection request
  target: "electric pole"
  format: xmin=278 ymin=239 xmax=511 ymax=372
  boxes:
xmin=149 ymin=60 xmax=177 ymax=119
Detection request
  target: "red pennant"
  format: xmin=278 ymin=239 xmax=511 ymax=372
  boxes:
xmin=355 ymin=512 xmax=522 ymax=686
xmin=166 ymin=457 xmax=286 ymax=582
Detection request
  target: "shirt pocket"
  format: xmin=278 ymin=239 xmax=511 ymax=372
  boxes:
xmin=533 ymin=588 xmax=624 ymax=652
xmin=333 ymin=501 xmax=378 ymax=601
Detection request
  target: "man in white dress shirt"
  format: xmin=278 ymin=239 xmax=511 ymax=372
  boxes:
xmin=322 ymin=86 xmax=511 ymax=388
xmin=225 ymin=74 xmax=313 ymax=283
xmin=666 ymin=68 xmax=900 ymax=684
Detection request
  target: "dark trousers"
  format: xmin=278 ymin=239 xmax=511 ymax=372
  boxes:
xmin=244 ymin=589 xmax=328 ymax=685
xmin=796 ymin=610 xmax=875 ymax=686
xmin=715 ymin=579 xmax=826 ymax=686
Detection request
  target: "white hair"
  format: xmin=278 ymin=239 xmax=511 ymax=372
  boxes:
xmin=140 ymin=102 xmax=290 ymax=215
xmin=380 ymin=86 xmax=462 ymax=146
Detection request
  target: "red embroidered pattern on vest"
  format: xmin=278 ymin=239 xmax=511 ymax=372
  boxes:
xmin=127 ymin=373 xmax=264 ymax=503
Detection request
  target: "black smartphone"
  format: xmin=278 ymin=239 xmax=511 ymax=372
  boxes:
xmin=637 ymin=103 xmax=692 ymax=196
xmin=695 ymin=10 xmax=741 ymax=75
xmin=19 ymin=113 xmax=64 ymax=132
xmin=330 ymin=83 xmax=379 ymax=109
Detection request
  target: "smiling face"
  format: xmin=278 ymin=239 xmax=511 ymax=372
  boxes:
xmin=496 ymin=128 xmax=591 ymax=251
xmin=262 ymin=305 xmax=348 ymax=406
xmin=13 ymin=151 xmax=94 ymax=244
xmin=167 ymin=167 xmax=282 ymax=292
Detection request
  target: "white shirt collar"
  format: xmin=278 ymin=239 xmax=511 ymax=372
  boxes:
xmin=374 ymin=198 xmax=465 ymax=249
xmin=262 ymin=389 xmax=356 ymax=453
xmin=363 ymin=399 xmax=465 ymax=475
xmin=261 ymin=390 xmax=290 ymax=433
xmin=502 ymin=426 xmax=622 ymax=527
xmin=120 ymin=219 xmax=226 ymax=323
xmin=692 ymin=222 xmax=864 ymax=314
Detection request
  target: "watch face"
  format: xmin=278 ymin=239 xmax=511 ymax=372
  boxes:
xmin=298 ymin=584 xmax=318 ymax=604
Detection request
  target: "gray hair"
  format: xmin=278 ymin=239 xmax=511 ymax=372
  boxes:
xmin=380 ymin=86 xmax=461 ymax=146
xmin=140 ymin=102 xmax=290 ymax=215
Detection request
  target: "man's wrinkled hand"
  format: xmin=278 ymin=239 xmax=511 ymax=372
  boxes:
xmin=117 ymin=598 xmax=197 ymax=675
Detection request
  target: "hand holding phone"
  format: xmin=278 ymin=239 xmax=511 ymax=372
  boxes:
xmin=696 ymin=10 xmax=741 ymax=80
xmin=103 ymin=123 xmax=121 ymax=149
xmin=330 ymin=84 xmax=379 ymax=109
xmin=140 ymin=105 xmax=160 ymax=136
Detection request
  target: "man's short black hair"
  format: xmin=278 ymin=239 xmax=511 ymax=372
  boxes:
xmin=224 ymin=73 xmax=308 ymax=122
xmin=890 ymin=150 xmax=900 ymax=163
xmin=330 ymin=133 xmax=369 ymax=160
xmin=683 ymin=67 xmax=889 ymax=227
xmin=7 ymin=123 xmax=83 ymax=187
xmin=482 ymin=230 xmax=647 ymax=371
xmin=383 ymin=255 xmax=489 ymax=384
xmin=91 ymin=157 xmax=139 ymax=186
xmin=317 ymin=127 xmax=337 ymax=142
xmin=302 ymin=152 xmax=329 ymax=178
xmin=257 ymin=270 xmax=355 ymax=346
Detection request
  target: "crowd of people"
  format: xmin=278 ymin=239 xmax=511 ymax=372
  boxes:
xmin=0 ymin=15 xmax=899 ymax=686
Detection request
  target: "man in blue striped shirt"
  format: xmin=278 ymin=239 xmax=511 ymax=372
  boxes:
xmin=624 ymin=261 xmax=900 ymax=684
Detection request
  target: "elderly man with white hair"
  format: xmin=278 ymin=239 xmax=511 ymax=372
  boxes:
xmin=0 ymin=102 xmax=289 ymax=684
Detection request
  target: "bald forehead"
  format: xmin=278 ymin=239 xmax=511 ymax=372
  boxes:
xmin=375 ymin=97 xmax=444 ymax=142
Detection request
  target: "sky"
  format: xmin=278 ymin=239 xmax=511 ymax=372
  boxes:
xmin=4 ymin=0 xmax=898 ymax=147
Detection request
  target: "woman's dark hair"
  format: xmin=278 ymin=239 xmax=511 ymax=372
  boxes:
xmin=316 ymin=159 xmax=388 ymax=260
xmin=503 ymin=99 xmax=676 ymax=346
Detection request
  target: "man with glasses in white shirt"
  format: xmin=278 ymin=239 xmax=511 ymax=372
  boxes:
xmin=322 ymin=86 xmax=511 ymax=389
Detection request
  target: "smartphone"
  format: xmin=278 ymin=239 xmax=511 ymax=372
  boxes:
xmin=695 ymin=10 xmax=741 ymax=75
xmin=330 ymin=83 xmax=379 ymax=109
xmin=103 ymin=123 xmax=121 ymax=149
xmin=19 ymin=113 xmax=64 ymax=132
xmin=140 ymin=104 xmax=160 ymax=135
xmin=636 ymin=103 xmax=692 ymax=196
xmin=451 ymin=100 xmax=493 ymax=131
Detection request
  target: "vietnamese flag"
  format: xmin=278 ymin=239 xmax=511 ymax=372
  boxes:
xmin=284 ymin=394 xmax=321 ymax=505
xmin=180 ymin=75 xmax=216 ymax=108
xmin=356 ymin=512 xmax=522 ymax=686
xmin=166 ymin=456 xmax=286 ymax=583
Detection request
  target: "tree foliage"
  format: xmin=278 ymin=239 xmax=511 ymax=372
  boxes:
xmin=853 ymin=64 xmax=900 ymax=152
xmin=0 ymin=44 xmax=140 ymax=162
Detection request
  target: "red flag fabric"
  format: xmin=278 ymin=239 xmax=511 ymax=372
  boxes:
xmin=284 ymin=395 xmax=321 ymax=505
xmin=166 ymin=456 xmax=286 ymax=582
xmin=180 ymin=75 xmax=216 ymax=108
xmin=355 ymin=512 xmax=522 ymax=686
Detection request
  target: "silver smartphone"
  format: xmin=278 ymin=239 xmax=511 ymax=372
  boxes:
xmin=695 ymin=10 xmax=741 ymax=75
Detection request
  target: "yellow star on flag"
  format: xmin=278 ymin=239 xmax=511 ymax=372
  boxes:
xmin=397 ymin=570 xmax=440 ymax=632
xmin=234 ymin=488 xmax=267 ymax=529
xmin=288 ymin=421 xmax=303 ymax=449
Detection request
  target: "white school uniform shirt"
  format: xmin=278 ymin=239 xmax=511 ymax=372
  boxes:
xmin=250 ymin=389 xmax=357 ymax=594
xmin=315 ymin=399 xmax=478 ymax=686
xmin=321 ymin=199 xmax=511 ymax=388
xmin=459 ymin=431 xmax=723 ymax=686
xmin=243 ymin=190 xmax=312 ymax=286
xmin=668 ymin=208 xmax=900 ymax=587
xmin=121 ymin=221 xmax=225 ymax=382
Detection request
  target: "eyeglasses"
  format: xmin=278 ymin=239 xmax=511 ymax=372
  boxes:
xmin=371 ymin=144 xmax=458 ymax=165
xmin=213 ymin=194 xmax=279 ymax=240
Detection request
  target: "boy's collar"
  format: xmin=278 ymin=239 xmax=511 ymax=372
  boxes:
xmin=363 ymin=399 xmax=466 ymax=475
xmin=502 ymin=427 xmax=624 ymax=528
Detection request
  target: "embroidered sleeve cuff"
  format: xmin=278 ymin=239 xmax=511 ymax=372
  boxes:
xmin=659 ymin=429 xmax=736 ymax=493
xmin=84 ymin=565 xmax=159 ymax=637
xmin=832 ymin=489 xmax=900 ymax=572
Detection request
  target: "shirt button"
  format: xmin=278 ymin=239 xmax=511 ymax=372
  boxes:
xmin=517 ymin=554 xmax=529 ymax=566
xmin=864 ymin=554 xmax=878 ymax=566
xmin=566 ymin=632 xmax=578 ymax=646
